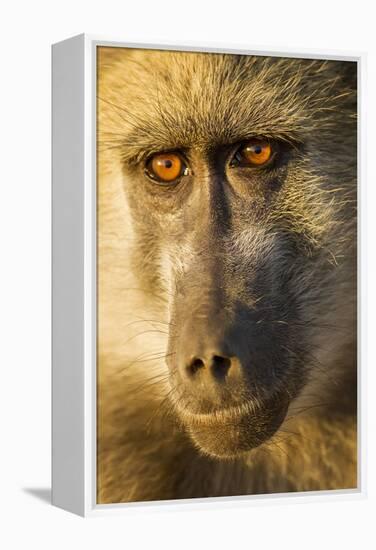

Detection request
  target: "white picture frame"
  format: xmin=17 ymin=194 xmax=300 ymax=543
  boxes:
xmin=52 ymin=34 xmax=365 ymax=517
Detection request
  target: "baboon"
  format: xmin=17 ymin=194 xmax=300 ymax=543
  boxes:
xmin=97 ymin=47 xmax=357 ymax=504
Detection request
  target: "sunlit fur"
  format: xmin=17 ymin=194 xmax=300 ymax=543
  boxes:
xmin=97 ymin=48 xmax=357 ymax=503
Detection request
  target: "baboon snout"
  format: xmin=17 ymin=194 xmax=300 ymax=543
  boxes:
xmin=167 ymin=262 xmax=292 ymax=416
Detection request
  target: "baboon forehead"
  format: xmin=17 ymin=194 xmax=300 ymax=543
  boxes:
xmin=98 ymin=48 xmax=355 ymax=163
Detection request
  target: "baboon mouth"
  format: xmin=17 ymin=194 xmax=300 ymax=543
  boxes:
xmin=175 ymin=396 xmax=290 ymax=459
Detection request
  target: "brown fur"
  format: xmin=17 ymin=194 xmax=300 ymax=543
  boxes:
xmin=96 ymin=48 xmax=357 ymax=503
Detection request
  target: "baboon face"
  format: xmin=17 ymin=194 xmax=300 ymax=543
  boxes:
xmin=99 ymin=49 xmax=356 ymax=458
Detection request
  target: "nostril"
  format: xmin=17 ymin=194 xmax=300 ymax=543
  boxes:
xmin=186 ymin=357 xmax=205 ymax=376
xmin=185 ymin=354 xmax=232 ymax=380
xmin=211 ymin=355 xmax=231 ymax=378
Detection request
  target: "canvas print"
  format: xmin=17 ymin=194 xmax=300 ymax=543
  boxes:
xmin=96 ymin=47 xmax=357 ymax=504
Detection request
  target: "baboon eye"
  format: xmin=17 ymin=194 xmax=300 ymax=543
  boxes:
xmin=145 ymin=152 xmax=188 ymax=184
xmin=232 ymin=139 xmax=273 ymax=167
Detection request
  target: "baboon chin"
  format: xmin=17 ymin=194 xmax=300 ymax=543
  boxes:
xmin=97 ymin=47 xmax=357 ymax=503
xmin=181 ymin=396 xmax=290 ymax=459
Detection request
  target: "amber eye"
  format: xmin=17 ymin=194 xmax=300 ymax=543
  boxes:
xmin=146 ymin=152 xmax=187 ymax=183
xmin=235 ymin=139 xmax=273 ymax=167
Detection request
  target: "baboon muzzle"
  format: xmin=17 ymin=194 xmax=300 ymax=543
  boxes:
xmin=166 ymin=260 xmax=293 ymax=458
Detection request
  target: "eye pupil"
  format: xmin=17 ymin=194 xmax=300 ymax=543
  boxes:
xmin=164 ymin=159 xmax=173 ymax=168
xmin=254 ymin=146 xmax=262 ymax=154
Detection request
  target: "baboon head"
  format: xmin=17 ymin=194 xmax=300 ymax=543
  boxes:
xmin=98 ymin=49 xmax=357 ymax=458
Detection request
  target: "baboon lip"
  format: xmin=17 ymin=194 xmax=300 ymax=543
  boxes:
xmin=174 ymin=391 xmax=289 ymax=426
xmin=176 ymin=400 xmax=267 ymax=426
